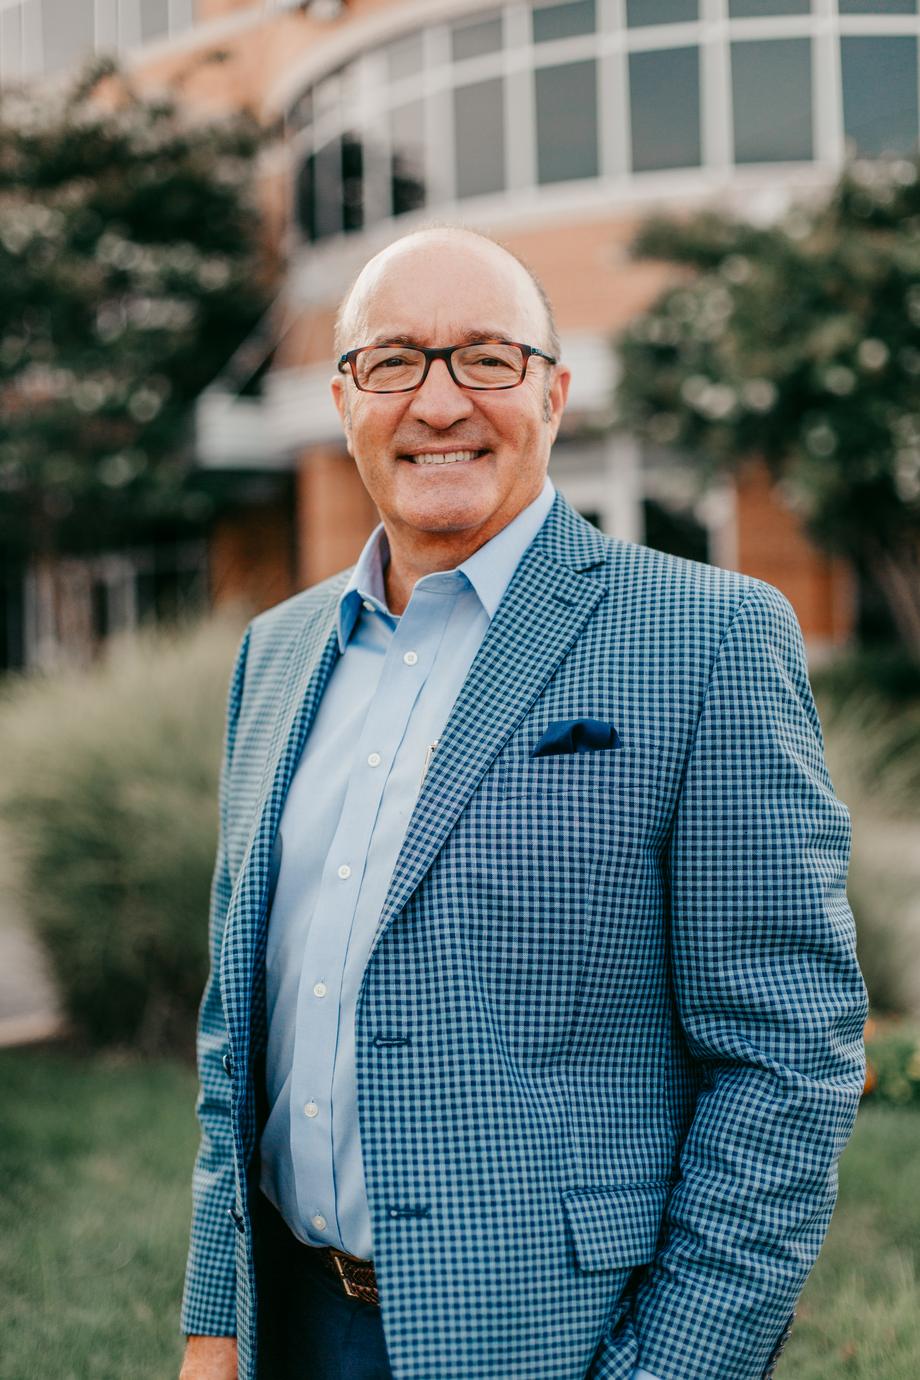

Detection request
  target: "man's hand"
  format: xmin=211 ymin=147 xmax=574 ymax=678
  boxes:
xmin=179 ymin=1335 xmax=238 ymax=1379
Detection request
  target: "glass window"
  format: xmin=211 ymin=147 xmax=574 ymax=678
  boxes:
xmin=729 ymin=0 xmax=809 ymax=13
xmin=533 ymin=0 xmax=596 ymax=43
xmin=629 ymin=47 xmax=701 ymax=171
xmin=140 ymin=0 xmax=170 ymax=41
xmin=386 ymin=32 xmax=424 ymax=82
xmin=41 ymin=0 xmax=94 ymax=74
xmin=391 ymin=101 xmax=427 ymax=217
xmin=842 ymin=36 xmax=919 ymax=155
xmin=731 ymin=39 xmax=813 ymax=162
xmin=299 ymin=139 xmax=344 ymax=242
xmin=454 ymin=78 xmax=506 ymax=198
xmin=839 ymin=1 xmax=916 ymax=13
xmin=626 ymin=0 xmax=697 ymax=25
xmin=535 ymin=59 xmax=599 ymax=183
xmin=341 ymin=133 xmax=364 ymax=234
xmin=451 ymin=13 xmax=503 ymax=62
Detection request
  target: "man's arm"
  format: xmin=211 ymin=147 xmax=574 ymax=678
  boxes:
xmin=179 ymin=627 xmax=252 ymax=1362
xmin=631 ymin=583 xmax=866 ymax=1380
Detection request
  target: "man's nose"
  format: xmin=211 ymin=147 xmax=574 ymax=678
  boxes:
xmin=407 ymin=358 xmax=475 ymax=428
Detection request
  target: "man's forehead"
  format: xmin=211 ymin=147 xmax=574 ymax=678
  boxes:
xmin=343 ymin=232 xmax=544 ymax=345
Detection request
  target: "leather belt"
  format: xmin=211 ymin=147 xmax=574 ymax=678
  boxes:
xmin=318 ymin=1245 xmax=379 ymax=1306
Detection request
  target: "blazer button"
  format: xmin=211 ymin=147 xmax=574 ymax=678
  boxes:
xmin=227 ymin=1207 xmax=245 ymax=1233
xmin=222 ymin=1052 xmax=233 ymax=1077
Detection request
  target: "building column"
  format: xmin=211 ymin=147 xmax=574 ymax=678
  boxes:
xmin=296 ymin=444 xmax=379 ymax=588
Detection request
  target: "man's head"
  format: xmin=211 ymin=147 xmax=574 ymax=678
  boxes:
xmin=330 ymin=226 xmax=570 ymax=563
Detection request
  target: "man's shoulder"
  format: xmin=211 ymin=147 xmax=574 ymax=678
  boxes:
xmin=248 ymin=567 xmax=352 ymax=643
xmin=594 ymin=532 xmax=779 ymax=628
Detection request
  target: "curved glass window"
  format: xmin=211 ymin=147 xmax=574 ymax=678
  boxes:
xmin=287 ymin=2 xmax=920 ymax=246
xmin=454 ymin=79 xmax=506 ymax=198
xmin=842 ymin=36 xmax=919 ymax=154
xmin=533 ymin=0 xmax=596 ymax=42
xmin=536 ymin=60 xmax=599 ymax=182
xmin=732 ymin=38 xmax=813 ymax=162
xmin=729 ymin=0 xmax=809 ymax=14
xmin=630 ymin=47 xmax=701 ymax=171
xmin=627 ymin=0 xmax=697 ymax=25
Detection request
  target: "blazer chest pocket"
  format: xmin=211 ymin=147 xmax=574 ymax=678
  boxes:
xmin=562 ymin=1180 xmax=672 ymax=1272
xmin=491 ymin=741 xmax=665 ymax=798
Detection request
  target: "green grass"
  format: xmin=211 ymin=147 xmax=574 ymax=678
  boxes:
xmin=0 ymin=1048 xmax=197 ymax=1380
xmin=0 ymin=1051 xmax=918 ymax=1378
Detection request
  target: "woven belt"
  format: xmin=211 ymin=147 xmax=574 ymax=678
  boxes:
xmin=318 ymin=1246 xmax=379 ymax=1306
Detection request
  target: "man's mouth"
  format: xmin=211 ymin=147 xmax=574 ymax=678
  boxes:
xmin=400 ymin=449 xmax=488 ymax=466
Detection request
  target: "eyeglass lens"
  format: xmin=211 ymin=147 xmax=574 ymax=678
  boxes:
xmin=355 ymin=342 xmax=524 ymax=391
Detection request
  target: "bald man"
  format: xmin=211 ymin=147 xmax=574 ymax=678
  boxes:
xmin=179 ymin=228 xmax=866 ymax=1380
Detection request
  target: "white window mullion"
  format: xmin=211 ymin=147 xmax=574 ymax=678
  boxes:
xmin=96 ymin=0 xmax=119 ymax=50
xmin=701 ymin=0 xmax=732 ymax=170
xmin=20 ymin=0 xmax=41 ymax=77
xmin=168 ymin=0 xmax=194 ymax=35
xmin=813 ymin=0 xmax=841 ymax=166
xmin=599 ymin=0 xmax=628 ymax=178
xmin=425 ymin=22 xmax=455 ymax=207
xmin=505 ymin=2 xmax=536 ymax=191
xmin=118 ymin=0 xmax=142 ymax=50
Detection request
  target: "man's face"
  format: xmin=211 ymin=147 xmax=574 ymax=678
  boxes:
xmin=331 ymin=234 xmax=570 ymax=554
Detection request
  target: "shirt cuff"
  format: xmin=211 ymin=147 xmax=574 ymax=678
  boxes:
xmin=632 ymin=1371 xmax=664 ymax=1380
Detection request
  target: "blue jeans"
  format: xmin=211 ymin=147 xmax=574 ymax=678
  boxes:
xmin=254 ymin=1192 xmax=394 ymax=1380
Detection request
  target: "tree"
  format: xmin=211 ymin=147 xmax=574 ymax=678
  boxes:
xmin=615 ymin=158 xmax=920 ymax=654
xmin=0 ymin=56 xmax=276 ymax=573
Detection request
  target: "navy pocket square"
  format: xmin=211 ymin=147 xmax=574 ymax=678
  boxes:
xmin=532 ymin=719 xmax=622 ymax=757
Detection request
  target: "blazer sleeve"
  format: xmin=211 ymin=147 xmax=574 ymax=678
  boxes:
xmin=180 ymin=624 xmax=252 ymax=1338
xmin=631 ymin=582 xmax=867 ymax=1380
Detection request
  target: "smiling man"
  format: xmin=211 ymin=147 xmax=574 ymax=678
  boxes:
xmin=179 ymin=227 xmax=866 ymax=1380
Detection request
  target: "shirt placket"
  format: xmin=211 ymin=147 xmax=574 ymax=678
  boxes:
xmin=289 ymin=586 xmax=456 ymax=1243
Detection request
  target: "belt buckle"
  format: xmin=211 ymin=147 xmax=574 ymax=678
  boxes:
xmin=331 ymin=1251 xmax=362 ymax=1301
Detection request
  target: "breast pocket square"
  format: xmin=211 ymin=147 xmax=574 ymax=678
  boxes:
xmin=532 ymin=719 xmax=622 ymax=757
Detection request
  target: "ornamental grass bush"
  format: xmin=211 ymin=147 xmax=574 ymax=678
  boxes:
xmin=0 ymin=615 xmax=244 ymax=1054
xmin=817 ymin=683 xmax=920 ymax=1022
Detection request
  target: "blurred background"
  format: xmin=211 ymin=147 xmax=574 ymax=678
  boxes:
xmin=0 ymin=1 xmax=919 ymax=1376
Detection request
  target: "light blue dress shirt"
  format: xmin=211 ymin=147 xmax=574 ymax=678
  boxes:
xmin=258 ymin=473 xmax=661 ymax=1380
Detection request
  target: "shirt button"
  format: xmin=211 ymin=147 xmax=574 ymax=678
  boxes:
xmin=312 ymin=1213 xmax=327 ymax=1231
xmin=403 ymin=650 xmax=418 ymax=666
xmin=362 ymin=599 xmax=375 ymax=612
xmin=304 ymin=1101 xmax=319 ymax=1118
xmin=367 ymin=752 xmax=382 ymax=767
xmin=313 ymin=982 xmax=327 ymax=998
xmin=337 ymin=864 xmax=351 ymax=880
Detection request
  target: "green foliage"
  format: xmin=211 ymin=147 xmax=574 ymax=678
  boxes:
xmin=0 ymin=56 xmax=276 ymax=559
xmin=617 ymin=157 xmax=920 ymax=650
xmin=0 ymin=616 xmax=242 ymax=1052
xmin=864 ymin=1025 xmax=920 ymax=1109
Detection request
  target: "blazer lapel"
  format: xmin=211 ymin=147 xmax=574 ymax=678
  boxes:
xmin=367 ymin=498 xmax=609 ymax=963
xmin=221 ymin=578 xmax=347 ymax=1049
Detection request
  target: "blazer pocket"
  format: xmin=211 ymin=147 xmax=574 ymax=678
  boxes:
xmin=562 ymin=1180 xmax=671 ymax=1272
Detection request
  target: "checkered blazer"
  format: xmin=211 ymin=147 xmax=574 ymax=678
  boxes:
xmin=181 ymin=493 xmax=867 ymax=1380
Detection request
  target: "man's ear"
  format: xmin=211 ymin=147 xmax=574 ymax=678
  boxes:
xmin=330 ymin=373 xmax=354 ymax=456
xmin=546 ymin=364 xmax=571 ymax=439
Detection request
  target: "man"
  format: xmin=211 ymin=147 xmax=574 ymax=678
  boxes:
xmin=179 ymin=227 xmax=867 ymax=1380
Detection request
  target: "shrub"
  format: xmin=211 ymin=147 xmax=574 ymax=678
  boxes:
xmin=863 ymin=1022 xmax=920 ymax=1108
xmin=0 ymin=616 xmax=244 ymax=1053
xmin=818 ymin=690 xmax=920 ymax=1020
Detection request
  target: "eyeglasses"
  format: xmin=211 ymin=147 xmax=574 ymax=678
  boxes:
xmin=336 ymin=340 xmax=557 ymax=394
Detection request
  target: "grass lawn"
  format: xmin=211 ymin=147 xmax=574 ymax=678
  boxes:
xmin=0 ymin=1049 xmax=918 ymax=1379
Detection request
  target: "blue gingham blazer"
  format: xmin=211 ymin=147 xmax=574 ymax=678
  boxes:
xmin=181 ymin=492 xmax=867 ymax=1380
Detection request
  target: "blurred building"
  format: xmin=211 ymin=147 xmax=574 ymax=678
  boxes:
xmin=4 ymin=0 xmax=920 ymax=660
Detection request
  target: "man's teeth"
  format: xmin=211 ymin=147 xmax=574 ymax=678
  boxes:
xmin=409 ymin=450 xmax=482 ymax=465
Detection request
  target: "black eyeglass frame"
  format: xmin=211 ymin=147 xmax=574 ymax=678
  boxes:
xmin=336 ymin=340 xmax=558 ymax=393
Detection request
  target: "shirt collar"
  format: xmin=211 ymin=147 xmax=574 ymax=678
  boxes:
xmin=336 ymin=476 xmax=556 ymax=653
